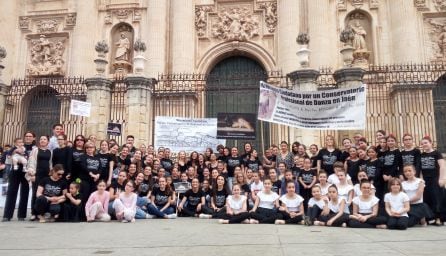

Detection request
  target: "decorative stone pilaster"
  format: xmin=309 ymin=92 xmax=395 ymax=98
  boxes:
xmin=287 ymin=69 xmax=320 ymax=149
xmin=333 ymin=67 xmax=366 ymax=88
xmin=124 ymin=76 xmax=156 ymax=145
xmin=333 ymin=67 xmax=366 ymax=138
xmin=85 ymin=77 xmax=113 ymax=141
xmin=287 ymin=69 xmax=319 ymax=91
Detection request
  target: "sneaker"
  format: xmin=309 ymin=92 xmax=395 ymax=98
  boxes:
xmin=121 ymin=220 xmax=128 ymax=223
xmin=13 ymin=165 xmax=18 ymax=170
xmin=342 ymin=223 xmax=347 ymax=228
xmin=2 ymin=218 xmax=11 ymax=222
xmin=241 ymin=219 xmax=250 ymax=224
xmin=131 ymin=218 xmax=135 ymax=223
xmin=199 ymin=213 xmax=211 ymax=219
xmin=167 ymin=214 xmax=177 ymax=219
xmin=145 ymin=214 xmax=155 ymax=219
xmin=275 ymin=220 xmax=285 ymax=225
xmin=218 ymin=219 xmax=229 ymax=224
xmin=313 ymin=221 xmax=321 ymax=226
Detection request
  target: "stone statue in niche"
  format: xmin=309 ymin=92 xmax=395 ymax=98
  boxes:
xmin=351 ymin=20 xmax=367 ymax=51
xmin=114 ymin=33 xmax=131 ymax=62
xmin=27 ymin=34 xmax=66 ymax=76
xmin=348 ymin=14 xmax=371 ymax=68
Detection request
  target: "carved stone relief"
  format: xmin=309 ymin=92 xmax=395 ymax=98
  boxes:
xmin=103 ymin=8 xmax=143 ymax=24
xmin=259 ymin=2 xmax=278 ymax=33
xmin=211 ymin=7 xmax=260 ymax=41
xmin=434 ymin=0 xmax=446 ymax=11
xmin=337 ymin=0 xmax=347 ymax=10
xmin=351 ymin=0 xmax=364 ymax=9
xmin=195 ymin=6 xmax=214 ymax=37
xmin=27 ymin=34 xmax=67 ymax=77
xmin=369 ymin=0 xmax=379 ymax=9
xmin=425 ymin=17 xmax=446 ymax=61
xmin=195 ymin=1 xmax=277 ymax=40
xmin=36 ymin=19 xmax=59 ymax=33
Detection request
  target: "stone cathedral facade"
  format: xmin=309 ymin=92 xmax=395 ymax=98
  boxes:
xmin=0 ymin=0 xmax=446 ymax=150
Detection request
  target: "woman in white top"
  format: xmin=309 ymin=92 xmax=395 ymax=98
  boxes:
xmin=315 ymin=185 xmax=349 ymax=227
xmin=249 ymin=178 xmax=280 ymax=224
xmin=336 ymin=169 xmax=353 ymax=213
xmin=218 ymin=184 xmax=250 ymax=224
xmin=275 ymin=181 xmax=305 ymax=224
xmin=353 ymin=170 xmax=376 ymax=197
xmin=402 ymin=164 xmax=432 ymax=226
xmin=385 ymin=178 xmax=410 ymax=230
xmin=349 ymin=180 xmax=387 ymax=228
xmin=316 ymin=171 xmax=331 ymax=196
xmin=305 ymin=185 xmax=326 ymax=225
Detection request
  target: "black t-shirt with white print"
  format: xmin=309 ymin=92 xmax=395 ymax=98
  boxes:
xmin=152 ymin=187 xmax=172 ymax=207
xmin=39 ymin=177 xmax=67 ymax=197
xmin=212 ymin=188 xmax=228 ymax=208
xmin=420 ymin=150 xmax=443 ymax=179
xmin=184 ymin=189 xmax=204 ymax=209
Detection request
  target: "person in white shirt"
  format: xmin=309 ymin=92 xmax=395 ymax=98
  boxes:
xmin=218 ymin=184 xmax=250 ymax=224
xmin=385 ymin=178 xmax=410 ymax=230
xmin=348 ymin=180 xmax=387 ymax=228
xmin=402 ymin=164 xmax=432 ymax=227
xmin=305 ymin=185 xmax=326 ymax=225
xmin=275 ymin=181 xmax=304 ymax=224
xmin=315 ymin=185 xmax=349 ymax=227
xmin=249 ymin=178 xmax=280 ymax=224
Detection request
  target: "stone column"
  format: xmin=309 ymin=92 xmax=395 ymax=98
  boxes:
xmin=307 ymin=0 xmax=337 ymax=67
xmin=287 ymin=69 xmax=320 ymax=147
xmin=0 ymin=82 xmax=10 ymax=145
xmin=125 ymin=76 xmax=156 ymax=145
xmin=85 ymin=78 xmax=113 ymax=140
xmin=147 ymin=0 xmax=168 ymax=76
xmin=388 ymin=1 xmax=421 ymax=63
xmin=277 ymin=0 xmax=300 ymax=74
xmin=333 ymin=67 xmax=366 ymax=139
xmin=170 ymin=0 xmax=195 ymax=73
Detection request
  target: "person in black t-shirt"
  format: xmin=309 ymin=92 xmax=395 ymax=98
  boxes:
xmin=420 ymin=136 xmax=446 ymax=225
xmin=200 ymin=175 xmax=230 ymax=219
xmin=317 ymin=135 xmax=342 ymax=176
xmin=63 ymin=182 xmax=82 ymax=222
xmin=178 ymin=178 xmax=205 ymax=217
xmin=146 ymin=177 xmax=176 ymax=218
xmin=35 ymin=164 xmax=67 ymax=222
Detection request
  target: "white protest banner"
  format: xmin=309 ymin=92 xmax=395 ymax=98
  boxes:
xmin=258 ymin=81 xmax=366 ymax=130
xmin=69 ymin=99 xmax=91 ymax=117
xmin=154 ymin=116 xmax=224 ymax=153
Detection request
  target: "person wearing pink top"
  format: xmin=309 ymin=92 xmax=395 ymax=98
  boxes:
xmin=113 ymin=179 xmax=137 ymax=223
xmin=85 ymin=180 xmax=111 ymax=222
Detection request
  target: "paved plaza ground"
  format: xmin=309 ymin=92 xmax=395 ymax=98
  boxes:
xmin=1 ymin=211 xmax=445 ymax=256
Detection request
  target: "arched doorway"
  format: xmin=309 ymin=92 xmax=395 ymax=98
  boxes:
xmin=434 ymin=74 xmax=446 ymax=152
xmin=25 ymin=86 xmax=61 ymax=138
xmin=206 ymin=56 xmax=269 ymax=152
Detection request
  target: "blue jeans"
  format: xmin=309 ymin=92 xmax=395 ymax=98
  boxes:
xmin=146 ymin=204 xmax=174 ymax=218
xmin=135 ymin=197 xmax=149 ymax=219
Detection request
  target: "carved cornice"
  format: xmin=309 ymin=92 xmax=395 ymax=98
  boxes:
xmin=337 ymin=0 xmax=379 ymax=10
xmin=103 ymin=8 xmax=144 ymax=24
xmin=19 ymin=13 xmax=76 ymax=33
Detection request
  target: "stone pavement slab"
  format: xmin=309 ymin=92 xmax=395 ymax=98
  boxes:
xmin=0 ymin=218 xmax=445 ymax=256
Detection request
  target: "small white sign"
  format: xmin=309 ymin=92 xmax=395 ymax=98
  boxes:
xmin=70 ymin=99 xmax=91 ymax=117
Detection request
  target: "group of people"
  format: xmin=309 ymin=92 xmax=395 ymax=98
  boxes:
xmin=1 ymin=125 xmax=445 ymax=229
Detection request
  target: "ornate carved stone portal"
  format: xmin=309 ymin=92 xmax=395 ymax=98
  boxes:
xmin=27 ymin=34 xmax=67 ymax=77
xmin=211 ymin=7 xmax=260 ymax=41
